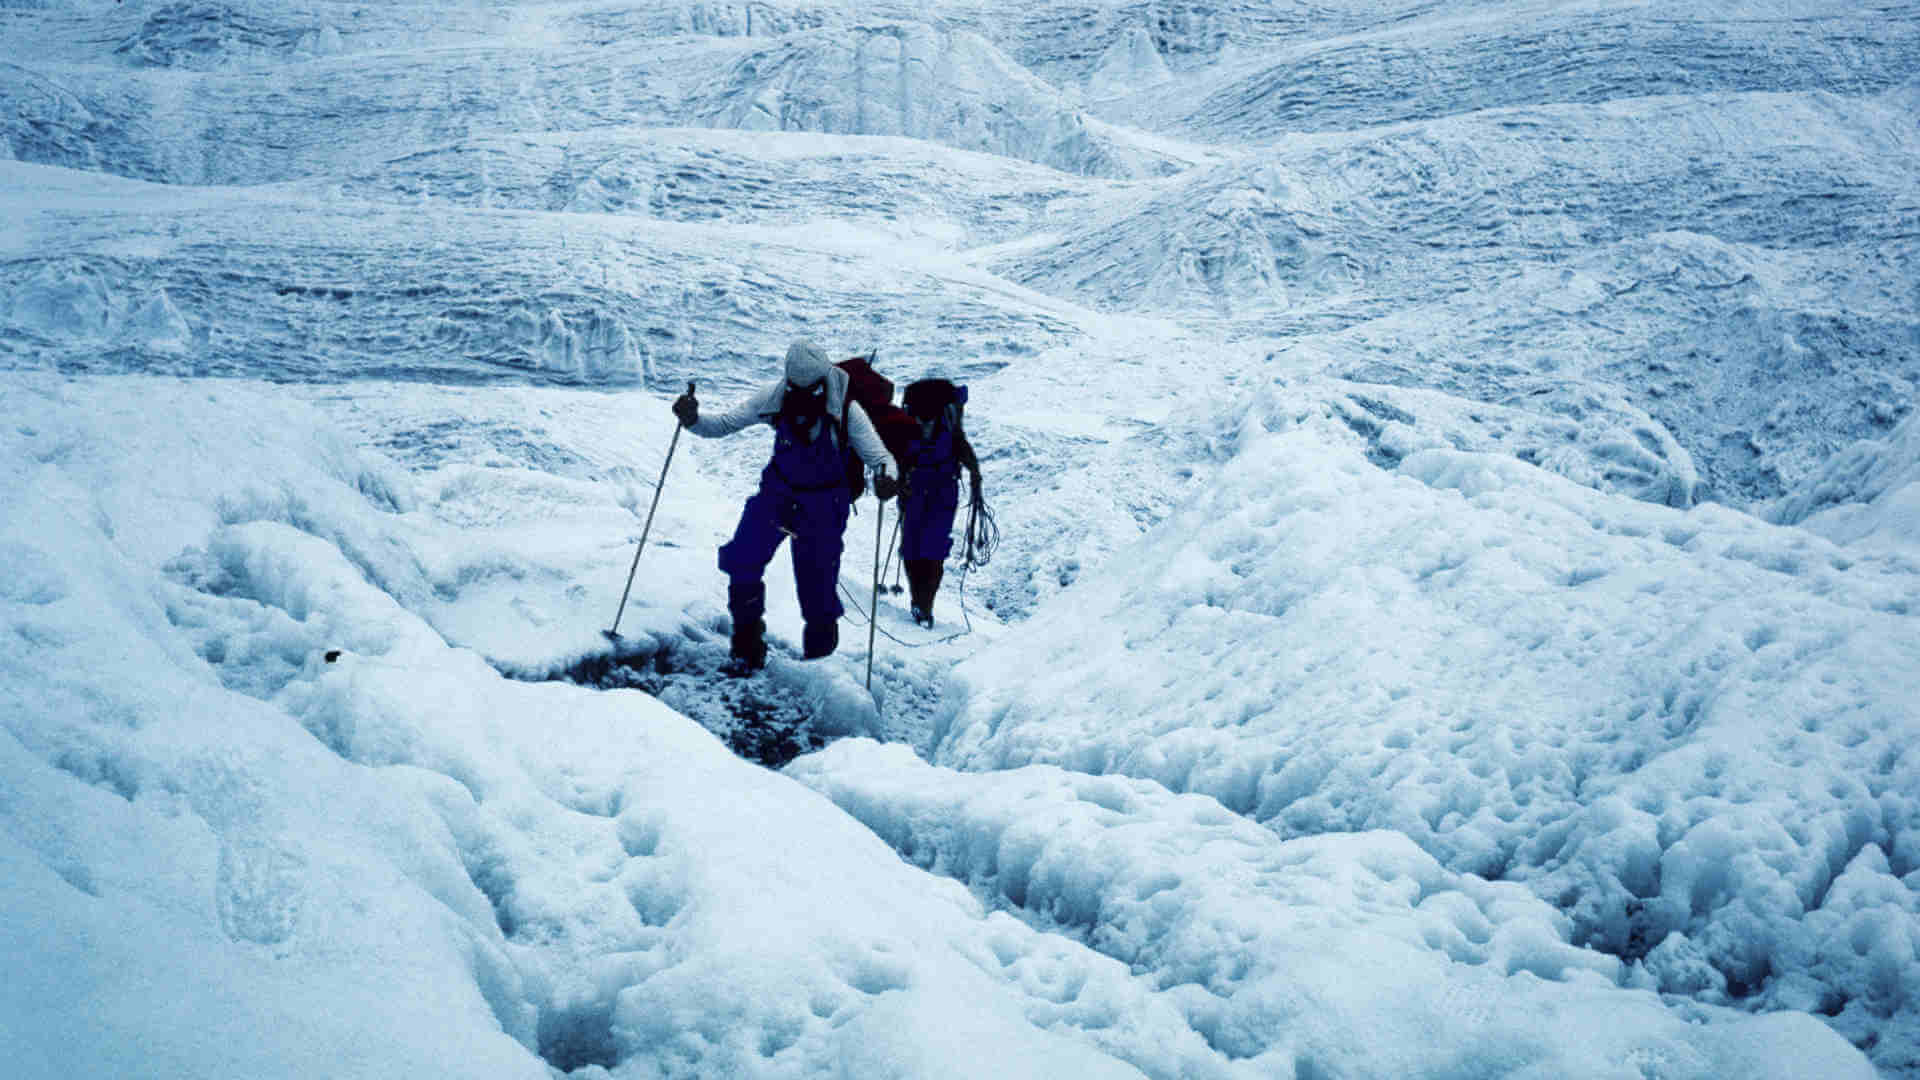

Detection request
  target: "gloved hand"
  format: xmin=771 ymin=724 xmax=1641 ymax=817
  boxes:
xmin=672 ymin=391 xmax=698 ymax=428
xmin=872 ymin=471 xmax=898 ymax=501
xmin=968 ymin=467 xmax=983 ymax=500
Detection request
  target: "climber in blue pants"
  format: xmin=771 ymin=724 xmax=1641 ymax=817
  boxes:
xmin=897 ymin=378 xmax=981 ymax=629
xmin=674 ymin=340 xmax=900 ymax=673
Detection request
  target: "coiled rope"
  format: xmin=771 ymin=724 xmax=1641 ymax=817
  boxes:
xmin=839 ymin=484 xmax=998 ymax=649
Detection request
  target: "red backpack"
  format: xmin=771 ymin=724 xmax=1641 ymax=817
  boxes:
xmin=835 ymin=354 xmax=917 ymax=499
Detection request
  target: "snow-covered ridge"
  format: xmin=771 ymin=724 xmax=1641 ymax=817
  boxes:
xmin=4 ymin=0 xmax=1918 ymax=1073
xmin=686 ymin=23 xmax=1185 ymax=177
xmin=113 ymin=1 xmax=347 ymax=69
xmin=2 ymin=15 xmax=1179 ymax=185
xmin=1108 ymin=0 xmax=1920 ymax=139
xmin=1773 ymin=411 xmax=1920 ymax=550
xmin=1317 ymin=231 xmax=1920 ymax=506
xmin=1007 ymin=90 xmax=1920 ymax=506
xmin=314 ymin=126 xmax=1104 ymax=237
xmin=0 ymin=160 xmax=1083 ymax=385
xmin=934 ymin=410 xmax=1920 ymax=1062
xmin=1014 ymin=91 xmax=1920 ymax=315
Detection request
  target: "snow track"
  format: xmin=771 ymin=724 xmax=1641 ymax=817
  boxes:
xmin=4 ymin=0 xmax=1918 ymax=1074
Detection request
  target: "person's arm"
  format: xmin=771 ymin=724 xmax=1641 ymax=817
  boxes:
xmin=955 ymin=428 xmax=979 ymax=474
xmin=680 ymin=382 xmax=780 ymax=438
xmin=846 ymin=401 xmax=902 ymax=478
xmin=955 ymin=427 xmax=982 ymax=495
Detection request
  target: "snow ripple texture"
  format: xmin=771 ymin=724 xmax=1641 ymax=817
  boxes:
xmin=3 ymin=0 xmax=1918 ymax=1077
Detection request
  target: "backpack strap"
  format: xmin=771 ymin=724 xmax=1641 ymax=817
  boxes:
xmin=837 ymin=396 xmax=867 ymax=501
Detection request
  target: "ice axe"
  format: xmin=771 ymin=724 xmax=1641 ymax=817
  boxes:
xmin=605 ymin=380 xmax=694 ymax=643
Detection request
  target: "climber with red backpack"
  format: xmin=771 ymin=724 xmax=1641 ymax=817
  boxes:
xmin=672 ymin=340 xmax=901 ymax=674
xmin=896 ymin=378 xmax=981 ymax=629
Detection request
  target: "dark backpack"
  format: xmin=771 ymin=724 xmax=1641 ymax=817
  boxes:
xmin=835 ymin=355 xmax=917 ymax=500
xmin=902 ymin=378 xmax=966 ymax=432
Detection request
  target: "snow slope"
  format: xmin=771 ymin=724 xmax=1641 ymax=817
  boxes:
xmin=0 ymin=377 xmax=1153 ymax=1078
xmin=4 ymin=0 xmax=1917 ymax=1075
xmin=793 ymin=739 xmax=1883 ymax=1079
xmin=1 ymin=371 xmax=1886 ymax=1077
xmin=925 ymin=402 xmax=1920 ymax=1060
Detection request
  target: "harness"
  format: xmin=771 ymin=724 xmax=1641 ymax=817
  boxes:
xmin=763 ymin=397 xmax=857 ymax=495
xmin=907 ymin=414 xmax=959 ymax=476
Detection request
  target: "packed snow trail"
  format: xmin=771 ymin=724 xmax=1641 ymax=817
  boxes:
xmin=4 ymin=0 xmax=1919 ymax=1075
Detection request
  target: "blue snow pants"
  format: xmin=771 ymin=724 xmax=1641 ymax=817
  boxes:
xmin=718 ymin=418 xmax=852 ymax=655
xmin=900 ymin=427 xmax=961 ymax=562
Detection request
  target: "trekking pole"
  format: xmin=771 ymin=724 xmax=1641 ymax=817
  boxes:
xmin=866 ymin=471 xmax=886 ymax=691
xmin=606 ymin=381 xmax=694 ymax=643
xmin=881 ymin=512 xmax=904 ymax=593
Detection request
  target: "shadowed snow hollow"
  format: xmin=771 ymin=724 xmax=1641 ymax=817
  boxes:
xmin=1773 ymin=412 xmax=1920 ymax=552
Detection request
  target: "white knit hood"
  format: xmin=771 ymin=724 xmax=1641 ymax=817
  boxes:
xmin=783 ymin=339 xmax=832 ymax=387
xmin=782 ymin=338 xmax=848 ymax=418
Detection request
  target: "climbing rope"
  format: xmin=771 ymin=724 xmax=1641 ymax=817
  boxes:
xmin=837 ymin=562 xmax=975 ymax=649
xmin=960 ymin=484 xmax=1000 ymax=570
xmin=840 ymin=484 xmax=999 ymax=650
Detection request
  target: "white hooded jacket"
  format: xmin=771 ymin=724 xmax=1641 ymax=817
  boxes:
xmin=686 ymin=340 xmax=900 ymax=478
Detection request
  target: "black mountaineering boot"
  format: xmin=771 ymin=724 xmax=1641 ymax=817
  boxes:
xmin=726 ymin=582 xmax=768 ymax=676
xmin=801 ymin=620 xmax=838 ymax=660
xmin=923 ymin=561 xmax=944 ymax=627
xmin=904 ymin=559 xmax=927 ymax=613
xmin=906 ymin=559 xmax=937 ymax=628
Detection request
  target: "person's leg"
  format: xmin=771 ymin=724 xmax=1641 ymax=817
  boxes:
xmin=901 ymin=485 xmax=957 ymax=555
xmin=726 ymin=580 xmax=767 ymax=668
xmin=901 ymin=559 xmax=930 ymax=620
xmin=924 ymin=559 xmax=946 ymax=618
xmin=921 ymin=487 xmax=959 ymax=623
xmin=789 ymin=497 xmax=849 ymax=659
xmin=896 ymin=498 xmax=921 ymax=619
xmin=717 ymin=492 xmax=785 ymax=668
xmin=901 ymin=484 xmax=958 ymax=626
